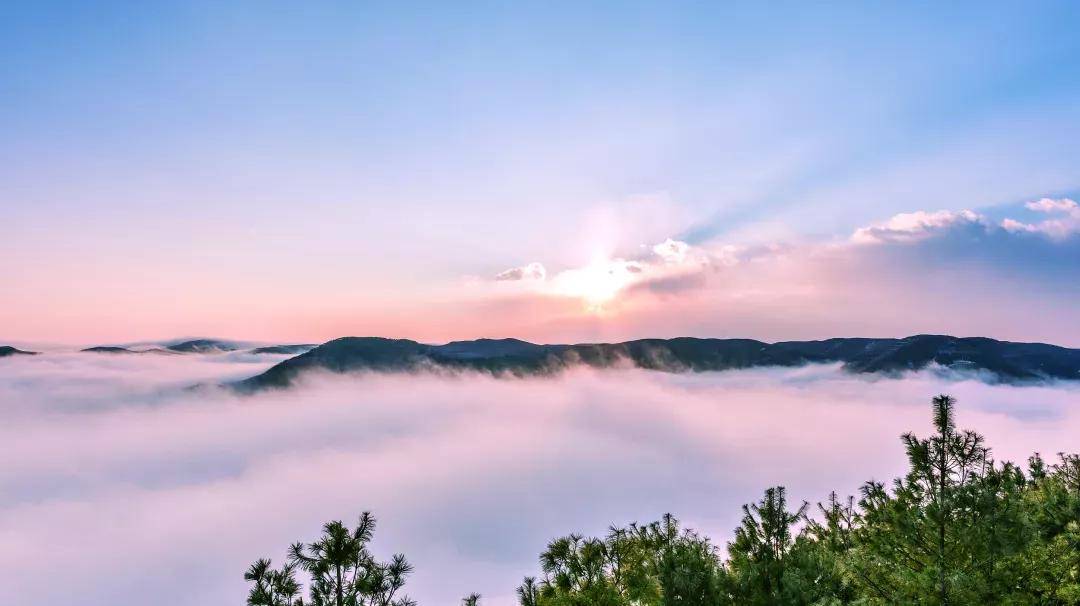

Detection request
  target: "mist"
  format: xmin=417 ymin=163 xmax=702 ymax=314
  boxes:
xmin=1 ymin=353 xmax=1077 ymax=605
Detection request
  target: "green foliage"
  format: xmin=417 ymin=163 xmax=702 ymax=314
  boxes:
xmin=724 ymin=486 xmax=811 ymax=604
xmin=245 ymin=559 xmax=303 ymax=606
xmin=519 ymin=513 xmax=723 ymax=606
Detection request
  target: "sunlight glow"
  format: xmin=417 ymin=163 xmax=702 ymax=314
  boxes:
xmin=553 ymin=256 xmax=643 ymax=311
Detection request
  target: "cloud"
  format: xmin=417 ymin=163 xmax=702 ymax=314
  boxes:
xmin=1025 ymin=197 xmax=1078 ymax=213
xmin=1 ymin=353 xmax=1077 ymax=606
xmin=494 ymin=262 xmax=546 ymax=281
xmin=652 ymin=238 xmax=691 ymax=264
xmin=490 ymin=237 xmax=732 ymax=312
xmin=1004 ymin=197 xmax=1080 ymax=239
xmin=852 ymin=198 xmax=1080 ymax=244
xmin=629 ymin=271 xmax=709 ymax=295
xmin=842 ymin=200 xmax=1080 ymax=296
xmin=850 ymin=209 xmax=986 ymax=244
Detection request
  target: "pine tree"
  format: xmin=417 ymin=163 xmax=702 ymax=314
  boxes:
xmin=517 ymin=577 xmax=540 ymax=606
xmin=724 ymin=486 xmax=808 ymax=604
xmin=245 ymin=558 xmax=304 ymax=606
xmin=247 ymin=512 xmax=415 ymax=606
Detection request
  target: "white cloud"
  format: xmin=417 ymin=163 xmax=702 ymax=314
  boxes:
xmin=849 ymin=199 xmax=1080 ymax=244
xmin=1025 ymin=197 xmax=1078 ymax=214
xmin=652 ymin=238 xmax=691 ymax=264
xmin=494 ymin=262 xmax=546 ymax=282
xmin=851 ymin=209 xmax=986 ymax=244
xmin=1005 ymin=197 xmax=1080 ymax=239
xmin=1000 ymin=218 xmax=1036 ymax=234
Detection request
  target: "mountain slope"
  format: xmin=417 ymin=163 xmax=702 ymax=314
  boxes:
xmin=231 ymin=334 xmax=1080 ymax=392
xmin=0 ymin=345 xmax=39 ymax=357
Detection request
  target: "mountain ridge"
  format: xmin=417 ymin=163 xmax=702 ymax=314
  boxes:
xmin=231 ymin=334 xmax=1080 ymax=392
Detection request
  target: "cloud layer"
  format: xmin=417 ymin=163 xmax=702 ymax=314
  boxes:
xmin=1 ymin=353 xmax=1078 ymax=605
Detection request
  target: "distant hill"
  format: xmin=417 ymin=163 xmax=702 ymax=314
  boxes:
xmin=82 ymin=346 xmax=138 ymax=354
xmin=249 ymin=344 xmax=317 ymax=355
xmin=0 ymin=345 xmax=39 ymax=357
xmin=231 ymin=335 xmax=1080 ymax=392
xmin=166 ymin=339 xmax=242 ymax=353
xmin=80 ymin=346 xmax=180 ymax=355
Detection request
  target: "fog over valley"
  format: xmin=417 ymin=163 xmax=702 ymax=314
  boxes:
xmin=1 ymin=351 xmax=1076 ymax=605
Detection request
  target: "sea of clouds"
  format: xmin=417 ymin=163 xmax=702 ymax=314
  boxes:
xmin=1 ymin=352 xmax=1078 ymax=605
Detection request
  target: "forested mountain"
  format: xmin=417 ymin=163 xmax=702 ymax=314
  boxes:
xmin=233 ymin=334 xmax=1080 ymax=392
xmin=246 ymin=396 xmax=1080 ymax=606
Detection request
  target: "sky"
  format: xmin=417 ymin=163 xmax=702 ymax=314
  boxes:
xmin=3 ymin=1 xmax=1080 ymax=346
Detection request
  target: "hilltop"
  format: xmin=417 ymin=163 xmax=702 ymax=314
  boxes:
xmin=231 ymin=334 xmax=1080 ymax=392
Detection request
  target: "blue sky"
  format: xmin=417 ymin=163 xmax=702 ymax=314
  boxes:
xmin=2 ymin=2 xmax=1079 ymax=343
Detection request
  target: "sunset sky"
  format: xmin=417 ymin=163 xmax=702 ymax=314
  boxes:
xmin=4 ymin=6 xmax=1080 ymax=606
xmin=3 ymin=2 xmax=1079 ymax=345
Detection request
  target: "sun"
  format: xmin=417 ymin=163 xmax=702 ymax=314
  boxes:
xmin=553 ymin=256 xmax=641 ymax=311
